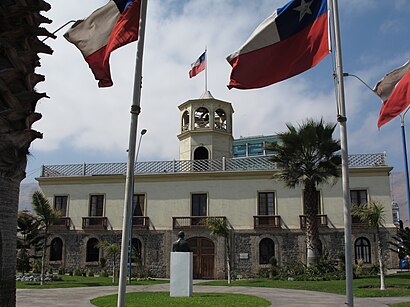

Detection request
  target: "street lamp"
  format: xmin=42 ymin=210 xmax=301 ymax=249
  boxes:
xmin=129 ymin=128 xmax=147 ymax=284
xmin=345 ymin=72 xmax=410 ymax=225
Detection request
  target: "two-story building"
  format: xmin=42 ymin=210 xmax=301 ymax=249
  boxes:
xmin=37 ymin=91 xmax=396 ymax=279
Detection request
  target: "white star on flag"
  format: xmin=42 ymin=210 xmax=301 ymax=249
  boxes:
xmin=293 ymin=0 xmax=313 ymax=21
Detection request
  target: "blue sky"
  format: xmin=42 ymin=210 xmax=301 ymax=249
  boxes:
xmin=25 ymin=0 xmax=410 ymax=183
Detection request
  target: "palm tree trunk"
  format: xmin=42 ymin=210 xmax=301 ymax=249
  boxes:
xmin=226 ymin=236 xmax=231 ymax=284
xmin=376 ymin=229 xmax=386 ymax=290
xmin=0 ymin=178 xmax=19 ymax=306
xmin=40 ymin=232 xmax=48 ymax=286
xmin=304 ymin=182 xmax=320 ymax=267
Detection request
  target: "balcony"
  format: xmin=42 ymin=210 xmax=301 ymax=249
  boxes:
xmin=132 ymin=216 xmax=150 ymax=229
xmin=254 ymin=215 xmax=281 ymax=228
xmin=82 ymin=217 xmax=108 ymax=229
xmin=351 ymin=215 xmax=368 ymax=228
xmin=173 ymin=216 xmax=226 ymax=229
xmin=50 ymin=217 xmax=71 ymax=230
xmin=299 ymin=215 xmax=328 ymax=229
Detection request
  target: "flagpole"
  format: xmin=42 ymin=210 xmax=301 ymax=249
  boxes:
xmin=331 ymin=0 xmax=354 ymax=306
xmin=117 ymin=1 xmax=148 ymax=306
xmin=205 ymin=47 xmax=208 ymax=92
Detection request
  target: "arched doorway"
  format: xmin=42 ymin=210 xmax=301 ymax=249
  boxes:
xmin=194 ymin=146 xmax=208 ymax=160
xmin=187 ymin=237 xmax=215 ymax=279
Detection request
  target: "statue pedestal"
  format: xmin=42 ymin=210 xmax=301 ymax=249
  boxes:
xmin=170 ymin=252 xmax=193 ymax=297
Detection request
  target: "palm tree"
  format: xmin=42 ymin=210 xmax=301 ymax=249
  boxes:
xmin=206 ymin=217 xmax=231 ymax=283
xmin=352 ymin=201 xmax=386 ymax=290
xmin=0 ymin=1 xmax=53 ymax=305
xmin=32 ymin=191 xmax=60 ymax=285
xmin=266 ymin=119 xmax=341 ymax=267
xmin=17 ymin=210 xmax=39 ymax=274
xmin=97 ymin=241 xmax=120 ymax=284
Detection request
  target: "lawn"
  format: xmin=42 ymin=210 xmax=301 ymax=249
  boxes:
xmin=198 ymin=272 xmax=410 ymax=297
xmin=16 ymin=275 xmax=168 ymax=289
xmin=90 ymin=292 xmax=271 ymax=307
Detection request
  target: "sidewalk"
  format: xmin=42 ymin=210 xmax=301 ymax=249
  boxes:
xmin=17 ymin=283 xmax=410 ymax=307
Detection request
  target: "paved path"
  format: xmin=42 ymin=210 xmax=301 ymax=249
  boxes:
xmin=17 ymin=283 xmax=410 ymax=307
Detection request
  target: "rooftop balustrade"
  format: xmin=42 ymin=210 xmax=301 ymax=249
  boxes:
xmin=40 ymin=153 xmax=387 ymax=178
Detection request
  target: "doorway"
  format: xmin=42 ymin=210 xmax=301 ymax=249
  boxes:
xmin=187 ymin=237 xmax=215 ymax=279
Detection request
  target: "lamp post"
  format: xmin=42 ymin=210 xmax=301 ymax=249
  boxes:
xmin=129 ymin=128 xmax=147 ymax=284
xmin=345 ymin=72 xmax=410 ymax=226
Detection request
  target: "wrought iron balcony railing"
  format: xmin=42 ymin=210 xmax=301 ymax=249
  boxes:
xmin=50 ymin=217 xmax=71 ymax=230
xmin=39 ymin=153 xmax=387 ymax=178
xmin=132 ymin=216 xmax=150 ymax=229
xmin=299 ymin=215 xmax=328 ymax=229
xmin=172 ymin=216 xmax=226 ymax=229
xmin=254 ymin=215 xmax=281 ymax=228
xmin=82 ymin=217 xmax=108 ymax=229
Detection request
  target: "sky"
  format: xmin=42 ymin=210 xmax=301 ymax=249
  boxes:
xmin=25 ymin=0 xmax=410 ymax=184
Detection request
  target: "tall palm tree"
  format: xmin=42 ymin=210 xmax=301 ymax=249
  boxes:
xmin=206 ymin=217 xmax=231 ymax=283
xmin=97 ymin=241 xmax=120 ymax=284
xmin=266 ymin=119 xmax=341 ymax=267
xmin=352 ymin=201 xmax=386 ymax=290
xmin=32 ymin=191 xmax=59 ymax=285
xmin=0 ymin=1 xmax=53 ymax=305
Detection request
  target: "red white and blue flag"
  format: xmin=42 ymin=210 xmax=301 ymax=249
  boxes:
xmin=64 ymin=0 xmax=142 ymax=87
xmin=226 ymin=0 xmax=330 ymax=90
xmin=189 ymin=51 xmax=206 ymax=78
xmin=375 ymin=60 xmax=410 ymax=128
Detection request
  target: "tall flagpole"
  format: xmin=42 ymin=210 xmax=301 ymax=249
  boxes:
xmin=117 ymin=1 xmax=148 ymax=306
xmin=331 ymin=0 xmax=354 ymax=306
xmin=205 ymin=47 xmax=208 ymax=92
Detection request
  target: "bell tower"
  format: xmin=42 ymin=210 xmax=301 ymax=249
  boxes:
xmin=177 ymin=91 xmax=234 ymax=161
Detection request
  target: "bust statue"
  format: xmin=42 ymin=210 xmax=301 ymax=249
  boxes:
xmin=172 ymin=231 xmax=191 ymax=252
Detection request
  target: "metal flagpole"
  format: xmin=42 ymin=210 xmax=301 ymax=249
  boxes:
xmin=400 ymin=107 xmax=410 ymax=225
xmin=117 ymin=0 xmax=148 ymax=306
xmin=205 ymin=47 xmax=208 ymax=92
xmin=330 ymin=0 xmax=354 ymax=305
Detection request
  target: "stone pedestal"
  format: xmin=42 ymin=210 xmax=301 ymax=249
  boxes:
xmin=170 ymin=252 xmax=193 ymax=297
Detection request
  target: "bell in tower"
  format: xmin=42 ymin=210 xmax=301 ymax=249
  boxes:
xmin=177 ymin=91 xmax=234 ymax=161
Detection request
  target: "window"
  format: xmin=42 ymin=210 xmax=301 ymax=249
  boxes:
xmin=258 ymin=192 xmax=275 ymax=215
xmin=133 ymin=194 xmax=145 ymax=216
xmin=214 ymin=108 xmax=227 ymax=130
xmin=248 ymin=142 xmax=264 ymax=156
xmin=54 ymin=196 xmax=68 ymax=217
xmin=89 ymin=195 xmax=104 ymax=216
xmin=86 ymin=238 xmax=100 ymax=262
xmin=259 ymin=238 xmax=275 ymax=264
xmin=350 ymin=190 xmax=368 ymax=206
xmin=49 ymin=238 xmax=63 ymax=261
xmin=355 ymin=237 xmax=371 ymax=263
xmin=194 ymin=107 xmax=209 ymax=128
xmin=192 ymin=193 xmax=207 ymax=216
xmin=233 ymin=144 xmax=246 ymax=157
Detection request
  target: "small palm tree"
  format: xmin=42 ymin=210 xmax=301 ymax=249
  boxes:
xmin=206 ymin=218 xmax=231 ymax=283
xmin=266 ymin=119 xmax=341 ymax=266
xmin=97 ymin=241 xmax=120 ymax=284
xmin=352 ymin=201 xmax=386 ymax=290
xmin=32 ymin=191 xmax=60 ymax=285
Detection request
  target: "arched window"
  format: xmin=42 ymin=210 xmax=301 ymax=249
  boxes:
xmin=259 ymin=238 xmax=275 ymax=264
xmin=182 ymin=111 xmax=189 ymax=131
xmin=355 ymin=237 xmax=371 ymax=263
xmin=49 ymin=237 xmax=63 ymax=261
xmin=194 ymin=107 xmax=209 ymax=128
xmin=214 ymin=109 xmax=227 ymax=130
xmin=86 ymin=238 xmax=100 ymax=262
xmin=131 ymin=238 xmax=142 ymax=263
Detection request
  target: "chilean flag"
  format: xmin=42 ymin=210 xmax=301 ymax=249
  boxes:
xmin=227 ymin=0 xmax=330 ymax=90
xmin=375 ymin=60 xmax=410 ymax=128
xmin=189 ymin=51 xmax=206 ymax=78
xmin=64 ymin=0 xmax=141 ymax=88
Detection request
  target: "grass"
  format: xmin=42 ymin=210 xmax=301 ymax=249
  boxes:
xmin=198 ymin=272 xmax=410 ymax=297
xmin=90 ymin=292 xmax=271 ymax=307
xmin=16 ymin=275 xmax=168 ymax=289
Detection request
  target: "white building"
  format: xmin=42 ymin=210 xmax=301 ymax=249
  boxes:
xmin=37 ymin=92 xmax=396 ymax=279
